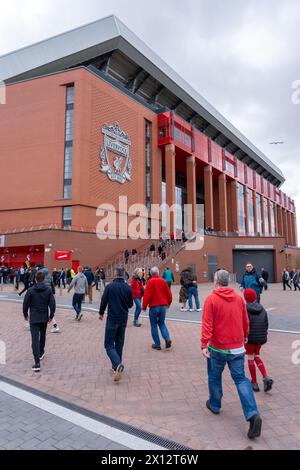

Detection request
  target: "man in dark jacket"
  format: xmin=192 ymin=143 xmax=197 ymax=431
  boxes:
xmin=244 ymin=289 xmax=273 ymax=393
xmin=240 ymin=263 xmax=264 ymax=302
xmin=84 ymin=267 xmax=94 ymax=304
xmin=99 ymin=268 xmax=133 ymax=382
xmin=261 ymin=268 xmax=269 ymax=291
xmin=23 ymin=271 xmax=56 ymax=372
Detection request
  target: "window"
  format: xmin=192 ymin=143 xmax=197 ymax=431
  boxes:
xmin=264 ymin=198 xmax=269 ymax=235
xmin=175 ymin=186 xmax=183 ymax=230
xmin=238 ymin=183 xmax=246 ymax=234
xmin=248 ymin=190 xmax=254 ymax=235
xmin=62 ymin=206 xmax=72 ymax=230
xmin=256 ymin=194 xmax=262 ymax=235
xmin=63 ymin=86 xmax=74 ymax=199
xmin=162 ymin=182 xmax=166 ymax=228
xmin=270 ymin=201 xmax=276 ymax=236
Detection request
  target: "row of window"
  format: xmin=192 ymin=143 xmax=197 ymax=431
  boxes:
xmin=238 ymin=183 xmax=277 ymax=236
xmin=63 ymin=86 xmax=74 ymax=200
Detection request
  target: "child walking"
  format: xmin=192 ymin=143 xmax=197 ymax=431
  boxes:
xmin=244 ymin=289 xmax=273 ymax=393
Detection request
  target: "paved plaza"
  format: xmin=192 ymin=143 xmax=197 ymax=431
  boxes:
xmin=0 ymin=283 xmax=300 ymax=450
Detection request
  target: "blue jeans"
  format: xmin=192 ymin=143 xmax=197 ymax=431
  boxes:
xmin=133 ymin=298 xmax=142 ymax=323
xmin=72 ymin=293 xmax=84 ymax=317
xmin=207 ymin=349 xmax=259 ymax=421
xmin=149 ymin=306 xmax=170 ymax=347
xmin=188 ymin=286 xmax=200 ymax=310
xmin=104 ymin=318 xmax=127 ymax=370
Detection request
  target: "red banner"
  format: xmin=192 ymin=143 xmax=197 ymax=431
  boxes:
xmin=54 ymin=250 xmax=71 ymax=261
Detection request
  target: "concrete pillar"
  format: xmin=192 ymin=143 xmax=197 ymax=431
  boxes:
xmin=253 ymin=191 xmax=258 ymax=235
xmin=186 ymin=155 xmax=197 ymax=233
xmin=229 ymin=180 xmax=239 ymax=233
xmin=282 ymin=209 xmax=288 ymax=244
xmin=277 ymin=205 xmax=283 ymax=236
xmin=204 ymin=165 xmax=214 ymax=229
xmin=293 ymin=214 xmax=298 ymax=246
xmin=218 ymin=173 xmax=228 ymax=233
xmin=165 ymin=143 xmax=176 ymax=235
xmin=287 ymin=212 xmax=293 ymax=246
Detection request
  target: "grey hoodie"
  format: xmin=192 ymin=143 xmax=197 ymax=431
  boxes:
xmin=69 ymin=273 xmax=88 ymax=294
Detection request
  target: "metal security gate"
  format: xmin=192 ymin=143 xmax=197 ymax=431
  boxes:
xmin=233 ymin=250 xmax=275 ymax=283
xmin=208 ymin=255 xmax=218 ymax=282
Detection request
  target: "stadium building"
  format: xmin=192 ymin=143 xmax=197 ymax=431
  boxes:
xmin=0 ymin=15 xmax=298 ymax=282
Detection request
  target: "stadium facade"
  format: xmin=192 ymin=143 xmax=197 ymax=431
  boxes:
xmin=0 ymin=15 xmax=298 ymax=282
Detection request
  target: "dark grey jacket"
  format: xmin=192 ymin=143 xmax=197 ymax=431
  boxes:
xmin=23 ymin=283 xmax=56 ymax=324
xmin=246 ymin=302 xmax=268 ymax=345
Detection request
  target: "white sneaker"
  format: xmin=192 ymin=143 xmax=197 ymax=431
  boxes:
xmin=50 ymin=325 xmax=60 ymax=333
xmin=180 ymin=308 xmax=188 ymax=312
xmin=196 ymin=308 xmax=202 ymax=312
xmin=189 ymin=309 xmax=194 ymax=312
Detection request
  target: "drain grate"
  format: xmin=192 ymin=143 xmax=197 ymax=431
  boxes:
xmin=0 ymin=375 xmax=190 ymax=450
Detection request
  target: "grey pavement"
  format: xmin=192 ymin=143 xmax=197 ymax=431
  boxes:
xmin=0 ymin=391 xmax=129 ymax=450
xmin=1 ymin=282 xmax=300 ymax=331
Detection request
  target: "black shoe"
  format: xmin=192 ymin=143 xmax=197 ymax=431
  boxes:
xmin=40 ymin=353 xmax=45 ymax=361
xmin=206 ymin=400 xmax=220 ymax=415
xmin=248 ymin=415 xmax=262 ymax=439
xmin=32 ymin=364 xmax=40 ymax=372
xmin=133 ymin=322 xmax=142 ymax=327
xmin=252 ymin=383 xmax=260 ymax=392
xmin=152 ymin=344 xmax=161 ymax=350
xmin=263 ymin=377 xmax=274 ymax=392
xmin=165 ymin=339 xmax=172 ymax=349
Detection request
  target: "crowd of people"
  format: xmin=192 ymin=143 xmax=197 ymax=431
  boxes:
xmin=18 ymin=257 xmax=278 ymax=441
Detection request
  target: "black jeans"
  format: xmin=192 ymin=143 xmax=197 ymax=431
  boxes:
xmin=30 ymin=322 xmax=48 ymax=365
xmin=104 ymin=318 xmax=127 ymax=370
xmin=283 ymin=280 xmax=291 ymax=290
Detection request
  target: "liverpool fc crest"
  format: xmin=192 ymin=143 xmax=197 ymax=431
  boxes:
xmin=100 ymin=122 xmax=132 ymax=184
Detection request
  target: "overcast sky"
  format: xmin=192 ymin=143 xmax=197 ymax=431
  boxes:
xmin=1 ymin=0 xmax=299 ymax=238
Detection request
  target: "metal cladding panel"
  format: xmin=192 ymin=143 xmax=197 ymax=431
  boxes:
xmin=237 ymin=160 xmax=245 ymax=184
xmin=269 ymin=183 xmax=275 ymax=200
xmin=255 ymin=173 xmax=262 ymax=194
xmin=194 ymin=129 xmax=209 ymax=163
xmin=247 ymin=167 xmax=254 ymax=189
xmin=210 ymin=141 xmax=223 ymax=171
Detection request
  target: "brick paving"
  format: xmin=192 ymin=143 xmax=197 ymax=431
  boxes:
xmin=1 ymin=287 xmax=300 ymax=450
xmin=0 ymin=391 xmax=128 ymax=450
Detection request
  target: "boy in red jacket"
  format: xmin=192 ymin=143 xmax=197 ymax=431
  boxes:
xmin=142 ymin=266 xmax=172 ymax=350
xmin=201 ymin=270 xmax=262 ymax=440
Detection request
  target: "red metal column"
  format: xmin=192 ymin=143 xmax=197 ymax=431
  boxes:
xmin=218 ymin=173 xmax=228 ymax=233
xmin=165 ymin=143 xmax=176 ymax=235
xmin=204 ymin=165 xmax=214 ymax=229
xmin=186 ymin=155 xmax=197 ymax=233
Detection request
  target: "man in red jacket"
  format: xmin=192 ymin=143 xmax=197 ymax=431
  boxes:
xmin=142 ymin=266 xmax=172 ymax=350
xmin=201 ymin=270 xmax=262 ymax=440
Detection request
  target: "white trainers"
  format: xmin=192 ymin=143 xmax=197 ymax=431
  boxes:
xmin=189 ymin=309 xmax=194 ymax=312
xmin=50 ymin=325 xmax=60 ymax=333
xmin=196 ymin=308 xmax=202 ymax=312
xmin=180 ymin=308 xmax=188 ymax=312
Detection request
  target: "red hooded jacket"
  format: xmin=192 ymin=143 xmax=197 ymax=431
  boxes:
xmin=201 ymin=288 xmax=249 ymax=350
xmin=131 ymin=276 xmax=144 ymax=300
xmin=142 ymin=275 xmax=172 ymax=309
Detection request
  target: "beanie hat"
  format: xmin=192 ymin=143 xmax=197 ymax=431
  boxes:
xmin=244 ymin=288 xmax=257 ymax=303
